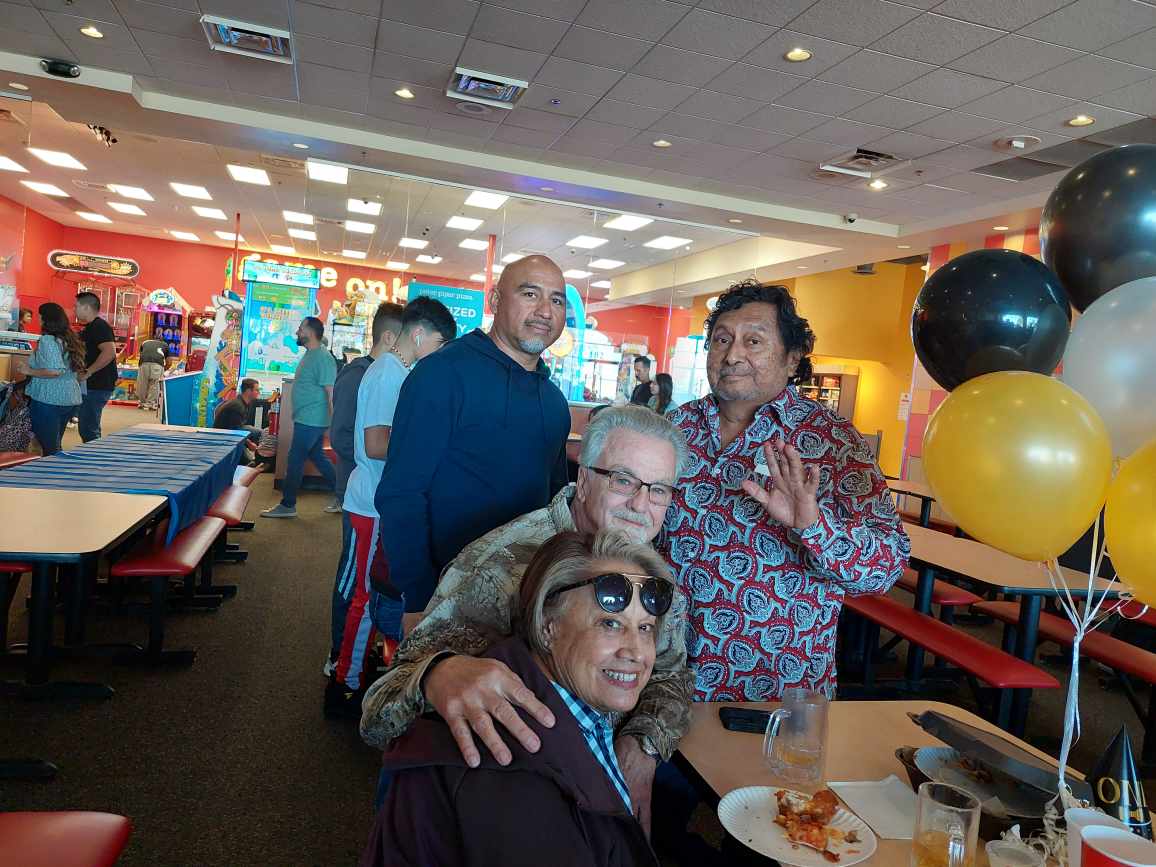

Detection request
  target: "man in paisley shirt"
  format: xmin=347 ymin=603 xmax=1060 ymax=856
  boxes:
xmin=665 ymin=279 xmax=910 ymax=702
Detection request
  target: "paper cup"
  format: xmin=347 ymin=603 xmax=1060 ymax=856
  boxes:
xmin=1069 ymin=808 xmax=1134 ymax=867
xmin=1082 ymin=826 xmax=1156 ymax=866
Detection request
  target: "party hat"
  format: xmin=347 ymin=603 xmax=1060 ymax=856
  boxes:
xmin=1089 ymin=726 xmax=1152 ymax=840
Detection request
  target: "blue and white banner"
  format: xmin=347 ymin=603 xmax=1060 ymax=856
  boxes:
xmin=407 ymin=282 xmax=485 ymax=341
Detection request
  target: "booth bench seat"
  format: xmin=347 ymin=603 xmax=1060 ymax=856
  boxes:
xmin=0 ymin=811 xmax=131 ymax=867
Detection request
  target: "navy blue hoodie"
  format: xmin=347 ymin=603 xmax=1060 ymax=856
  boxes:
xmin=375 ymin=329 xmax=570 ymax=612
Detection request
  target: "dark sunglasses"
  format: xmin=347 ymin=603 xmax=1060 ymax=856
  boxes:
xmin=547 ymin=572 xmax=673 ymax=617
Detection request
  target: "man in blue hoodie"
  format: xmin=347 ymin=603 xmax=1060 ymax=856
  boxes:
xmin=375 ymin=255 xmax=570 ymax=629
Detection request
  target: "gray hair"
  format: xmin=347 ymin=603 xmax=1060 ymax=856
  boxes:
xmin=579 ymin=404 xmax=688 ymax=478
xmin=516 ymin=530 xmax=674 ymax=660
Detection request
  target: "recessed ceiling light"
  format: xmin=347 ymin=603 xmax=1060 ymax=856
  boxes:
xmin=386 ymin=261 xmax=410 ymax=270
xmin=348 ymin=198 xmax=382 ymax=216
xmin=588 ymin=258 xmax=625 ymax=270
xmin=288 ymin=227 xmax=317 ymax=241
xmin=567 ymin=235 xmax=608 ymax=249
xmin=77 ymin=211 xmax=111 ymax=223
xmin=170 ymin=182 xmax=211 ymax=200
xmin=227 ymin=164 xmax=270 ymax=185
xmin=394 ymin=87 xmax=415 ymax=99
xmin=215 ymin=231 xmax=244 ymax=242
xmin=80 ymin=24 xmax=104 ymax=38
xmin=7 ymin=82 xmax=29 ymax=91
xmin=270 ymin=244 xmax=295 ymax=255
xmin=469 ymin=273 xmax=487 ymax=282
xmin=344 ymin=219 xmax=375 ymax=234
xmin=283 ymin=210 xmax=313 ymax=225
xmin=652 ymin=139 xmax=672 ymax=148
xmin=591 ymin=280 xmax=612 ymax=289
xmin=307 ymin=160 xmax=348 ymax=184
xmin=603 ymin=214 xmax=652 ymax=231
xmin=20 ymin=180 xmax=67 ymax=197
xmin=416 ymin=254 xmax=443 ymax=265
xmin=644 ymin=236 xmax=692 ymax=250
xmin=343 ymin=249 xmax=367 ymax=260
xmin=501 ymin=253 xmax=525 ymax=264
xmin=398 ymin=237 xmax=428 ymax=249
xmin=446 ymin=215 xmax=483 ymax=231
xmin=107 ymin=184 xmax=153 ymax=201
xmin=868 ymin=178 xmax=888 ymax=190
xmin=563 ymin=269 xmax=592 ymax=279
xmin=1066 ymin=114 xmax=1095 ymax=127
xmin=169 ymin=230 xmax=199 ymax=241
xmin=465 ymin=190 xmax=509 ymax=209
xmin=108 ymin=202 xmax=146 ymax=216
xmin=292 ymin=142 xmax=310 ymax=150
xmin=0 ymin=156 xmax=28 ymax=172
xmin=192 ymin=206 xmax=227 ymax=220
xmin=897 ymin=244 xmax=911 ymax=249
xmin=728 ymin=218 xmax=743 ymax=224
xmin=459 ymin=238 xmax=489 ymax=251
xmin=27 ymin=148 xmax=86 ymax=170
xmin=784 ymin=47 xmax=812 ymax=62
xmin=992 ymin=225 xmax=1010 ymax=231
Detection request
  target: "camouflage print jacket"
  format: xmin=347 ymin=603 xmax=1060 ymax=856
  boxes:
xmin=360 ymin=484 xmax=694 ymax=761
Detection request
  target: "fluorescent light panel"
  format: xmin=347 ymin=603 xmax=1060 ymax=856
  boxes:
xmin=644 ymin=235 xmax=692 ymax=250
xmin=385 ymin=261 xmax=409 ymax=270
xmin=227 ymin=164 xmax=270 ymax=185
xmin=170 ymin=182 xmax=211 ymax=200
xmin=288 ymin=228 xmax=317 ymax=240
xmin=459 ymin=238 xmax=489 ymax=251
xmin=270 ymin=244 xmax=296 ymax=255
xmin=591 ymin=280 xmax=612 ymax=289
xmin=567 ymin=235 xmax=608 ymax=249
xmin=446 ymin=215 xmax=483 ymax=231
xmin=215 ymin=231 xmax=244 ymax=241
xmin=464 ymin=190 xmax=508 ymax=209
xmin=192 ymin=206 xmax=227 ymax=220
xmin=342 ymin=249 xmax=367 ymax=259
xmin=307 ymin=161 xmax=348 ymax=184
xmin=76 ymin=211 xmax=111 ymax=223
xmin=416 ymin=254 xmax=442 ymax=264
xmin=169 ymin=230 xmax=199 ymax=241
xmin=108 ymin=202 xmax=146 ymax=215
xmin=347 ymin=198 xmax=382 ymax=216
xmin=501 ymin=252 xmax=524 ymax=264
xmin=283 ymin=210 xmax=313 ymax=225
xmin=344 ymin=219 xmax=375 ymax=234
xmin=20 ymin=180 xmax=67 ymax=197
xmin=603 ymin=214 xmax=653 ymax=231
xmin=107 ymin=184 xmax=152 ymax=201
xmin=588 ymin=258 xmax=624 ymax=270
xmin=469 ymin=273 xmax=486 ymax=282
xmin=563 ymin=269 xmax=591 ymax=279
xmin=28 ymin=148 xmax=85 ymax=170
xmin=398 ymin=238 xmax=428 ymax=249
xmin=0 ymin=156 xmax=27 ymax=172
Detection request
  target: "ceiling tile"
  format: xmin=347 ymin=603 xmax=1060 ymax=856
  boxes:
xmin=469 ymin=4 xmax=569 ymax=52
xmin=548 ymin=137 xmax=622 ymax=159
xmin=292 ymin=1 xmax=379 ymax=48
xmin=647 ymin=112 xmax=722 ymax=142
xmin=819 ymin=50 xmax=934 ymax=92
xmin=427 ymin=112 xmax=499 ymax=139
xmin=673 ymin=89 xmax=764 ymax=123
xmin=151 ymin=57 xmax=229 ymax=87
xmin=458 ymin=38 xmax=546 ymax=80
xmin=0 ymin=28 xmax=70 ymax=58
xmin=867 ymin=129 xmax=955 ymax=158
xmin=738 ymin=103 xmax=828 ymax=136
xmin=501 ymin=106 xmax=577 ymax=132
xmin=61 ymin=41 xmax=154 ymax=74
xmin=605 ymin=74 xmax=697 ymax=110
xmin=219 ymin=52 xmax=298 ymax=99
xmin=1096 ymin=78 xmax=1156 ymax=115
xmin=890 ymin=68 xmax=1006 ymax=108
xmin=489 ymin=123 xmax=560 ymax=148
xmin=1024 ymin=101 xmax=1144 ymax=136
xmin=371 ymin=52 xmax=450 ymax=88
xmin=533 ymin=56 xmax=622 ymax=98
xmin=294 ymin=34 xmax=374 ymax=73
xmin=113 ymin=0 xmax=201 ymax=38
xmin=1020 ymin=55 xmax=1154 ymax=101
xmin=803 ymin=116 xmax=895 ymax=146
xmin=695 ymin=0 xmax=817 ymax=26
xmin=930 ymin=170 xmax=1027 ymax=194
xmin=376 ymin=19 xmax=466 ymax=63
xmin=632 ymin=45 xmax=730 ymax=86
xmin=844 ymin=96 xmax=942 ymax=128
xmin=585 ymin=97 xmax=668 ymax=128
xmin=575 ymin=0 xmax=689 ymax=41
xmin=661 ymin=8 xmax=776 ymax=58
xmin=565 ymin=118 xmax=641 ymax=146
xmin=775 ymin=80 xmax=876 ymax=115
xmin=298 ymin=62 xmax=369 ymax=113
xmin=554 ymin=26 xmax=654 ymax=70
xmin=948 ymin=35 xmax=1081 ymax=83
xmin=517 ymin=84 xmax=599 ymax=116
xmin=1019 ymin=0 xmax=1156 ymax=52
xmin=0 ymin=4 xmax=55 ymax=35
xmin=957 ymin=85 xmax=1076 ymax=122
xmin=906 ymin=110 xmax=1005 ymax=142
xmin=869 ymin=13 xmax=1003 ymax=65
xmin=484 ymin=0 xmax=587 ymax=21
xmin=706 ymin=63 xmax=807 ymax=100
xmin=42 ymin=10 xmax=138 ymax=50
xmin=771 ymin=136 xmax=854 ymax=161
xmin=702 ymin=123 xmax=790 ymax=151
xmin=133 ymin=30 xmax=215 ymax=65
xmin=721 ymin=152 xmax=814 ymax=187
xmin=32 ymin=0 xmax=121 ymax=20
xmin=1099 ymin=28 xmax=1156 ymax=70
xmin=789 ymin=0 xmax=921 ymax=47
xmin=963 ymin=123 xmax=1068 ymax=155
xmin=198 ymin=0 xmax=290 ymax=28
xmin=741 ymin=29 xmax=859 ymax=74
xmin=378 ymin=0 xmax=478 ymax=35
xmin=308 ymin=0 xmax=382 ymax=14
xmin=365 ymin=87 xmax=439 ymax=123
xmin=931 ymin=0 xmax=1071 ymax=31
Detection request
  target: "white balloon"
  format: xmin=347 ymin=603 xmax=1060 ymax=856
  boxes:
xmin=1062 ymin=276 xmax=1156 ymax=458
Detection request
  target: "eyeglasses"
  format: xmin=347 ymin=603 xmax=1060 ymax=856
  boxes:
xmin=547 ymin=572 xmax=673 ymax=617
xmin=587 ymin=466 xmax=674 ymax=506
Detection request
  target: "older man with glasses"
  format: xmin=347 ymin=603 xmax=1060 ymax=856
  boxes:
xmin=361 ymin=405 xmax=691 ymax=837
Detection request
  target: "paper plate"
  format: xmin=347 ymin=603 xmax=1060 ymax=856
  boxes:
xmin=717 ymin=786 xmax=878 ymax=866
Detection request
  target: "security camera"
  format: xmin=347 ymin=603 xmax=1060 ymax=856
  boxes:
xmin=421 ymin=226 xmax=430 ymax=235
xmin=41 ymin=59 xmax=80 ymax=78
xmin=843 ymin=213 xmax=859 ymax=224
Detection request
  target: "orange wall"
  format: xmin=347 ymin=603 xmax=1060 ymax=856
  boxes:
xmin=593 ymin=303 xmax=692 ymax=373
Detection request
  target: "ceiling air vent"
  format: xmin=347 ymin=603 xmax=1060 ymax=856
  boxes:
xmin=260 ymin=154 xmax=305 ymax=172
xmin=852 ymin=263 xmax=876 ymax=275
xmin=819 ymin=148 xmax=909 ymax=180
xmin=201 ymin=15 xmax=292 ymax=64
xmin=446 ymin=67 xmax=527 ymax=110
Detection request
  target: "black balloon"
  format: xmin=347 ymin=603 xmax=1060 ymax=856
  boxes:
xmin=1041 ymin=143 xmax=1156 ymax=312
xmin=911 ymin=248 xmax=1072 ymax=391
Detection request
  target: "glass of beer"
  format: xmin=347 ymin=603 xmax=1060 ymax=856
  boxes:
xmin=911 ymin=781 xmax=981 ymax=867
xmin=762 ymin=688 xmax=828 ymax=792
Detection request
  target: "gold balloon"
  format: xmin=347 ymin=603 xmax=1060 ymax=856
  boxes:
xmin=923 ymin=371 xmax=1113 ymax=561
xmin=1106 ymin=438 xmax=1156 ymax=606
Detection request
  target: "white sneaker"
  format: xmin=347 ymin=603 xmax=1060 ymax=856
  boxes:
xmin=323 ymin=658 xmax=336 ymax=677
xmin=323 ymin=497 xmax=342 ymax=514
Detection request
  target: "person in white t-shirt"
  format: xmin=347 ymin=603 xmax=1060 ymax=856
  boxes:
xmin=326 ymin=295 xmax=458 ymax=718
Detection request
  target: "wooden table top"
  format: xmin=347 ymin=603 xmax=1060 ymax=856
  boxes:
xmin=0 ymin=488 xmax=166 ymax=559
xmin=887 ymin=478 xmax=936 ymax=500
xmin=904 ymin=522 xmax=1114 ymax=596
xmin=678 ymin=699 xmax=1072 ymax=865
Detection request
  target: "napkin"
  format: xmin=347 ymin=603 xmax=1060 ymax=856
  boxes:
xmin=829 ymin=775 xmax=917 ymax=840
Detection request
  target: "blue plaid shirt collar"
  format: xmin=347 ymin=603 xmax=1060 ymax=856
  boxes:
xmin=550 ymin=681 xmax=632 ymax=813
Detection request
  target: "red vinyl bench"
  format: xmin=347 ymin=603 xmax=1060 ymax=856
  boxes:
xmin=110 ymin=516 xmax=226 ymax=665
xmin=233 ymin=464 xmax=261 ymax=487
xmin=207 ymin=484 xmax=253 ymax=567
xmin=894 ymin=567 xmax=983 ymax=624
xmin=0 ymin=811 xmax=131 ymax=867
xmin=975 ymin=599 xmax=1156 ymax=764
xmin=0 ymin=452 xmax=36 ymax=470
xmin=845 ymin=594 xmax=1059 ymax=732
xmin=0 ymin=561 xmax=33 ymax=651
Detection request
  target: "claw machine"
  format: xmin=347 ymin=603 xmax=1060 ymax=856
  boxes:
xmin=237 ymin=258 xmax=321 ymax=394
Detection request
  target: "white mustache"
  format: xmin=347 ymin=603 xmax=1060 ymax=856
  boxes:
xmin=611 ymin=508 xmax=650 ymax=526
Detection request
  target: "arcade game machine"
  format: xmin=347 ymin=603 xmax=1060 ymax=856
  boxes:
xmin=325 ymin=284 xmax=375 ymax=362
xmin=117 ymin=287 xmax=193 ymax=404
xmin=237 ymin=258 xmax=320 ymax=394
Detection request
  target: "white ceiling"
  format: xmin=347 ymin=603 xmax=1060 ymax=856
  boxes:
xmin=0 ymin=0 xmax=1152 ymax=234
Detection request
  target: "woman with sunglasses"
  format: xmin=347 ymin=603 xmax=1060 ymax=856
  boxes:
xmin=361 ymin=529 xmax=675 ymax=867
